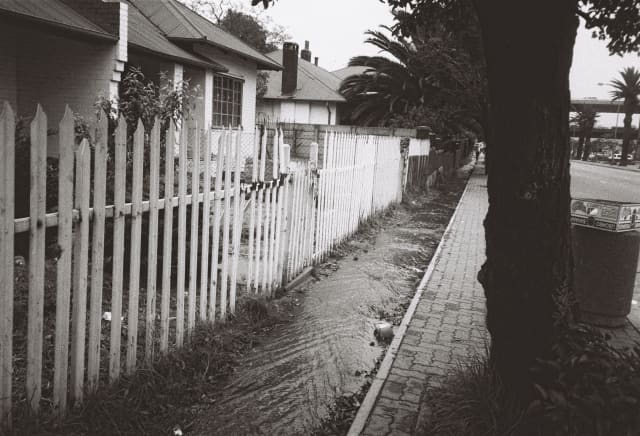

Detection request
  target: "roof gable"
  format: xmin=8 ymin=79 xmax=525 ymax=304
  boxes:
xmin=126 ymin=1 xmax=226 ymax=71
xmin=261 ymin=50 xmax=346 ymax=102
xmin=129 ymin=0 xmax=281 ymax=71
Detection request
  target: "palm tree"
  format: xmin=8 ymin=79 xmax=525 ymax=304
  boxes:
xmin=339 ymin=28 xmax=422 ymax=126
xmin=570 ymin=107 xmax=598 ymax=160
xmin=339 ymin=25 xmax=486 ymax=136
xmin=609 ymin=67 xmax=640 ymax=166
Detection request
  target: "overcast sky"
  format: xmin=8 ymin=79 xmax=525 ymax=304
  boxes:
xmin=257 ymin=2 xmax=640 ymax=127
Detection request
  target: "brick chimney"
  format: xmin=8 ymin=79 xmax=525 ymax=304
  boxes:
xmin=282 ymin=42 xmax=299 ymax=95
xmin=314 ymin=57 xmax=318 ymax=66
xmin=301 ymin=40 xmax=311 ymax=62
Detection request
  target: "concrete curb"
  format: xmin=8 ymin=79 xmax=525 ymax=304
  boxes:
xmin=572 ymin=159 xmax=640 ymax=173
xmin=347 ymin=165 xmax=478 ymax=436
xmin=284 ymin=266 xmax=314 ymax=291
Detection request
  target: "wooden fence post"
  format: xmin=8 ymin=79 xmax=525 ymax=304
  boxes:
xmin=109 ymin=116 xmax=127 ymax=383
xmin=53 ymin=107 xmax=75 ymax=415
xmin=70 ymin=139 xmax=90 ymax=403
xmin=160 ymin=122 xmax=176 ymax=353
xmin=126 ymin=119 xmax=145 ymax=373
xmin=0 ymin=102 xmax=15 ymax=427
xmin=145 ymin=118 xmax=161 ymax=363
xmin=27 ymin=105 xmax=47 ymax=413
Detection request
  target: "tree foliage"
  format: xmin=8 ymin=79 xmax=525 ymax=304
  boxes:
xmin=339 ymin=9 xmax=486 ymax=137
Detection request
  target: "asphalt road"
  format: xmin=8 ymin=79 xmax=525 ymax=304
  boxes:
xmin=570 ymin=161 xmax=640 ymax=328
xmin=571 ymin=161 xmax=640 ymax=203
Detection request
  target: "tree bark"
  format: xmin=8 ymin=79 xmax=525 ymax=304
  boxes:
xmin=474 ymin=0 xmax=579 ymax=398
xmin=620 ymin=103 xmax=633 ymax=166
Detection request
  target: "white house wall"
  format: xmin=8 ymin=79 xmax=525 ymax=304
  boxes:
xmin=295 ymin=101 xmax=310 ymax=124
xmin=255 ymin=100 xmax=339 ymax=125
xmin=256 ymin=100 xmax=281 ymax=123
xmin=280 ymin=101 xmax=296 ymax=123
xmin=193 ymin=43 xmax=258 ymax=129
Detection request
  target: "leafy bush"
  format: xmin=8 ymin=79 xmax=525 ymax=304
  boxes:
xmin=424 ymin=325 xmax=640 ymax=436
xmin=528 ymin=325 xmax=640 ymax=436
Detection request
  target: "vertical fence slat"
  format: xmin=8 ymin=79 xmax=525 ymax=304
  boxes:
xmin=109 ymin=116 xmax=127 ymax=383
xmin=145 ymin=118 xmax=161 ymax=363
xmin=273 ymin=133 xmax=285 ymax=288
xmin=188 ymin=124 xmax=201 ymax=332
xmin=230 ymin=131 xmax=242 ymax=312
xmin=278 ymin=143 xmax=290 ymax=284
xmin=160 ymin=123 xmax=175 ymax=353
xmin=87 ymin=148 xmax=108 ymax=396
xmin=176 ymin=124 xmax=188 ymax=346
xmin=26 ymin=105 xmax=47 ymax=413
xmin=53 ymin=107 xmax=75 ymax=415
xmin=220 ymin=132 xmax=232 ymax=318
xmin=0 ymin=102 xmax=15 ymax=426
xmin=254 ymin=129 xmax=267 ymax=291
xmin=199 ymin=129 xmax=212 ymax=321
xmin=126 ymin=119 xmax=144 ymax=373
xmin=70 ymin=138 xmax=90 ymax=403
xmin=209 ymin=132 xmax=225 ymax=321
xmin=246 ymin=128 xmax=260 ymax=292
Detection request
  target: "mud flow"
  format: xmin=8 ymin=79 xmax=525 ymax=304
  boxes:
xmin=193 ymin=170 xmax=471 ymax=435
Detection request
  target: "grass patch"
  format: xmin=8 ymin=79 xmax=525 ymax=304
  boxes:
xmin=9 ymin=296 xmax=289 ymax=436
xmin=422 ymin=325 xmax=640 ymax=436
xmin=423 ymin=351 xmax=525 ymax=436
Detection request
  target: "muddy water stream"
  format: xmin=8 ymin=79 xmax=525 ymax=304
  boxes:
xmin=193 ymin=172 xmax=469 ymax=435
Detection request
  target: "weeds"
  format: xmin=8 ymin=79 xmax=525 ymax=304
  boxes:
xmin=10 ymin=296 xmax=289 ymax=436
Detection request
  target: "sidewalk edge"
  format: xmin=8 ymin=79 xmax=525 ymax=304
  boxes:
xmin=347 ymin=167 xmax=478 ymax=436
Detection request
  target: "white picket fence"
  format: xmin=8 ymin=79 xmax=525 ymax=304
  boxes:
xmin=0 ymin=101 xmax=425 ymax=427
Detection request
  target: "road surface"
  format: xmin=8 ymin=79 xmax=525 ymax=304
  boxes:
xmin=570 ymin=161 xmax=640 ymax=328
xmin=571 ymin=161 xmax=640 ymax=203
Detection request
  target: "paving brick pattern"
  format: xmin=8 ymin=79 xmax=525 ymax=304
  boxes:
xmin=362 ymin=167 xmax=490 ymax=436
xmin=359 ymin=164 xmax=640 ymax=435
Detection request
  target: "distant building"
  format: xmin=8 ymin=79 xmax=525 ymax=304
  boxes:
xmin=257 ymin=41 xmax=346 ymax=125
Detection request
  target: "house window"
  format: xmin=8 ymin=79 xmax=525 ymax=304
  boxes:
xmin=212 ymin=74 xmax=243 ymax=127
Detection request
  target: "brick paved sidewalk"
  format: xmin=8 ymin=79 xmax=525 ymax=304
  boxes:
xmin=350 ymin=163 xmax=640 ymax=436
xmin=352 ymin=165 xmax=490 ymax=436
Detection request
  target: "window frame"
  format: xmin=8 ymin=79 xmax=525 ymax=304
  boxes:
xmin=212 ymin=74 xmax=244 ymax=128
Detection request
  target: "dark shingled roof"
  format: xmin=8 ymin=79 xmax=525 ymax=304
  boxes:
xmin=129 ymin=0 xmax=282 ymax=71
xmin=261 ymin=50 xmax=346 ymax=102
xmin=0 ymin=0 xmax=117 ymax=40
xmin=126 ymin=1 xmax=227 ymax=71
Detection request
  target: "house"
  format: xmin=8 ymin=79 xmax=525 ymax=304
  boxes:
xmin=0 ymin=0 xmax=281 ymax=154
xmin=256 ymin=41 xmax=346 ymax=125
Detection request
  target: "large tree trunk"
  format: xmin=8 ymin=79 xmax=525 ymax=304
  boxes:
xmin=474 ymin=0 xmax=579 ymax=398
xmin=620 ymin=104 xmax=633 ymax=166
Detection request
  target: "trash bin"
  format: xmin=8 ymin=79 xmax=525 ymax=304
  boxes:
xmin=571 ymin=199 xmax=640 ymax=327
